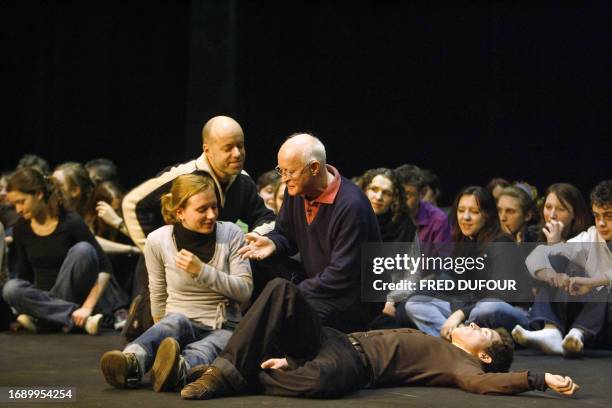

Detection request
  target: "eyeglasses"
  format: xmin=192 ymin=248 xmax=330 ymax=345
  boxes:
xmin=275 ymin=161 xmax=312 ymax=179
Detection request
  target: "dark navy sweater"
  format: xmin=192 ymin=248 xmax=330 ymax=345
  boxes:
xmin=267 ymin=176 xmax=381 ymax=299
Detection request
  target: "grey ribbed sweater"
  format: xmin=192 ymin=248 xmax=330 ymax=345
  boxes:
xmin=144 ymin=221 xmax=252 ymax=328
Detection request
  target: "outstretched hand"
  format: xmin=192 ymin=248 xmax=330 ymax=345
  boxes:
xmin=236 ymin=233 xmax=276 ymax=261
xmin=545 ymin=373 xmax=579 ymax=397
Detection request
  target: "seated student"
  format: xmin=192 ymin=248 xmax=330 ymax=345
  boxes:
xmin=0 ymin=172 xmax=20 ymax=279
xmin=358 ymin=168 xmax=420 ymax=318
xmin=52 ymin=162 xmax=95 ymax=220
xmin=85 ymin=158 xmax=119 ymax=186
xmin=2 ymin=168 xmax=127 ymax=334
xmin=0 ymin=222 xmax=13 ymax=331
xmin=402 ymin=187 xmax=532 ymax=336
xmin=486 ymin=178 xmax=511 ymax=201
xmin=394 ymin=164 xmax=451 ymax=255
xmin=272 ymin=181 xmax=286 ymax=215
xmin=532 ymin=183 xmax=592 ymax=245
xmin=420 ymin=168 xmax=441 ymax=207
xmin=16 ymin=153 xmax=50 ymax=175
xmin=179 ymin=279 xmax=579 ymax=400
xmin=359 ymin=168 xmax=417 ymax=243
xmin=83 ymin=181 xmax=139 ymax=326
xmin=0 ymin=172 xmax=20 ymax=231
xmin=100 ymin=174 xmax=252 ymax=392
xmin=496 ymin=184 xmax=538 ymax=243
xmin=256 ymin=170 xmax=281 ymax=211
xmin=513 ymin=180 xmax=612 ymax=356
xmin=84 ymin=181 xmax=135 ymax=250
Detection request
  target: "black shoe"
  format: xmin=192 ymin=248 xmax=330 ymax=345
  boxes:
xmin=151 ymin=337 xmax=187 ymax=392
xmin=100 ymin=351 xmax=141 ymax=388
xmin=180 ymin=366 xmax=230 ymax=400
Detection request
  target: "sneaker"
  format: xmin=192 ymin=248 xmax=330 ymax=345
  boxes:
xmin=16 ymin=314 xmax=38 ymax=333
xmin=85 ymin=314 xmax=104 ymax=335
xmin=114 ymin=309 xmax=128 ymax=331
xmin=180 ymin=366 xmax=230 ymax=400
xmin=100 ymin=351 xmax=142 ymax=388
xmin=151 ymin=337 xmax=187 ymax=392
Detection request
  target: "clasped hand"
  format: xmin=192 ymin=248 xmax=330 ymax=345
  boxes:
xmin=175 ymin=249 xmax=203 ymax=277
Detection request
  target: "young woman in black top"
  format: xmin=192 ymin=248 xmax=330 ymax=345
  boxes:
xmin=2 ymin=168 xmax=126 ymax=334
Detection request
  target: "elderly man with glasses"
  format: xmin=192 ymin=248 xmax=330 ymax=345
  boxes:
xmin=237 ymin=133 xmax=381 ymax=333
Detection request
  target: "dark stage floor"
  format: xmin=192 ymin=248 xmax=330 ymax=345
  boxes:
xmin=1 ymin=330 xmax=611 ymax=408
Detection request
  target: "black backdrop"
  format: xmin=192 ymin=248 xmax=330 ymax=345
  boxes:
xmin=2 ymin=1 xmax=609 ymax=206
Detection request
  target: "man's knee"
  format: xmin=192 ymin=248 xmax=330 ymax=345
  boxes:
xmin=263 ymin=277 xmax=294 ymax=295
xmin=2 ymin=279 xmax=28 ymax=305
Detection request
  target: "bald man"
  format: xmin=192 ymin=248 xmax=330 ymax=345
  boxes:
xmin=123 ymin=116 xmax=274 ymax=250
xmin=121 ymin=117 xmax=275 ymax=333
xmin=238 ymin=133 xmax=381 ymax=332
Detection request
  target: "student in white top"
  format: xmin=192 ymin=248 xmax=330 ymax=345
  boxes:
xmin=513 ymin=180 xmax=612 ymax=356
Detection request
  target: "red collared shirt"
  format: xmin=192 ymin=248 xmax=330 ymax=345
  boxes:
xmin=304 ymin=165 xmax=341 ymax=224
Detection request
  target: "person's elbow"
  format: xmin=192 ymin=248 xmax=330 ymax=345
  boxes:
xmin=233 ymin=276 xmax=253 ymax=303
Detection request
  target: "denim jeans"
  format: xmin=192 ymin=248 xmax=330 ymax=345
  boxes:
xmin=124 ymin=313 xmax=233 ymax=373
xmin=466 ymin=298 xmax=529 ymax=332
xmin=2 ymin=242 xmax=121 ymax=329
xmin=2 ymin=242 xmax=104 ymax=328
xmin=403 ymin=295 xmax=451 ymax=336
xmin=529 ymin=285 xmax=608 ymax=341
xmin=403 ymin=296 xmax=530 ymax=336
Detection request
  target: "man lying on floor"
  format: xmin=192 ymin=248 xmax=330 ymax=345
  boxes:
xmin=179 ymin=278 xmax=579 ymax=400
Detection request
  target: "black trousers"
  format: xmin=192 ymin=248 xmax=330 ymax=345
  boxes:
xmin=212 ymin=278 xmax=369 ymax=398
xmin=250 ymin=257 xmax=367 ymax=333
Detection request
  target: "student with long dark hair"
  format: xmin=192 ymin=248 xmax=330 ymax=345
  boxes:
xmin=52 ymin=162 xmax=95 ymax=219
xmin=2 ymin=168 xmax=127 ymax=334
xmin=535 ymin=183 xmax=592 ymax=244
xmin=359 ymin=168 xmax=417 ymax=243
xmin=401 ymin=186 xmax=532 ymax=336
xmin=358 ymin=168 xmax=420 ymax=319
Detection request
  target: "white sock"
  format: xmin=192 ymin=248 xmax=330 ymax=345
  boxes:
xmin=512 ymin=325 xmax=563 ymax=355
xmin=562 ymin=328 xmax=584 ymax=355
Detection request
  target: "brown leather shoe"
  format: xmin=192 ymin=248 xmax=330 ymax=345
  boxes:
xmin=186 ymin=364 xmax=209 ymax=384
xmin=100 ymin=351 xmax=141 ymax=388
xmin=151 ymin=337 xmax=187 ymax=392
xmin=180 ymin=366 xmax=230 ymax=400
